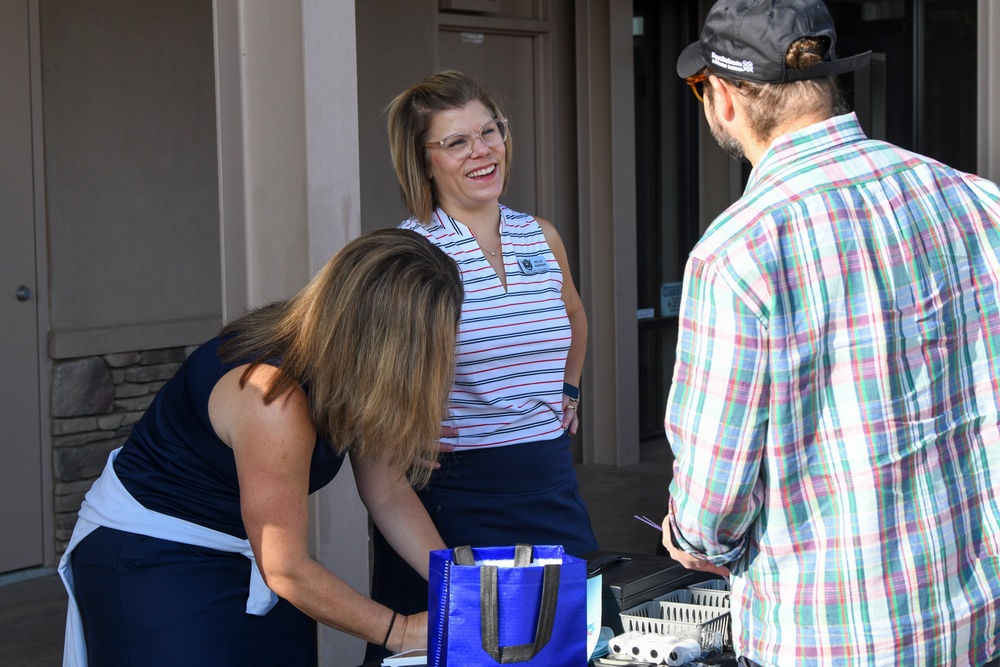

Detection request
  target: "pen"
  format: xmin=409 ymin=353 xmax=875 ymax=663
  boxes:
xmin=634 ymin=515 xmax=663 ymax=532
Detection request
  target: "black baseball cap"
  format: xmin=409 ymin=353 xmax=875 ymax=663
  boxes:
xmin=677 ymin=0 xmax=871 ymax=83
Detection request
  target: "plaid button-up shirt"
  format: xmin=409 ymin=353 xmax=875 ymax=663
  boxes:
xmin=666 ymin=113 xmax=1000 ymax=667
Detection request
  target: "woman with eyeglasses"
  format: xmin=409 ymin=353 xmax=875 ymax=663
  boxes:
xmin=364 ymin=70 xmax=597 ymax=661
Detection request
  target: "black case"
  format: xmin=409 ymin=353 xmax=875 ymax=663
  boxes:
xmin=583 ymin=550 xmax=712 ymax=634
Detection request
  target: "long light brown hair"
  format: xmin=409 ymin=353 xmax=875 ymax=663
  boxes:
xmin=219 ymin=228 xmax=463 ymax=487
xmin=386 ymin=70 xmax=513 ymax=224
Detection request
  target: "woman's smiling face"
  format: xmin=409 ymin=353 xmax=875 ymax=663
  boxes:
xmin=425 ymin=100 xmax=506 ymax=218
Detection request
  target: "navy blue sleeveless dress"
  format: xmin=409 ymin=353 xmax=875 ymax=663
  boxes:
xmin=70 ymin=336 xmax=344 ymax=666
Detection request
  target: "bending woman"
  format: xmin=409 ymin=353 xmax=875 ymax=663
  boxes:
xmin=366 ymin=70 xmax=597 ymax=661
xmin=59 ymin=229 xmax=463 ymax=666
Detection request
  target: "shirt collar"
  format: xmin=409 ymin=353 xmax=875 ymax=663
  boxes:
xmin=747 ymin=112 xmax=868 ymax=191
xmin=433 ymin=204 xmax=507 ymax=238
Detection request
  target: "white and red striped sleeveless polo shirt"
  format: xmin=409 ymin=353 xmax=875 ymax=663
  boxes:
xmin=400 ymin=205 xmax=570 ymax=450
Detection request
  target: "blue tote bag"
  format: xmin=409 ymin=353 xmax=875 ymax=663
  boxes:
xmin=427 ymin=544 xmax=587 ymax=666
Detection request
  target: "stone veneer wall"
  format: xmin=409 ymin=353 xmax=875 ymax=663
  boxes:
xmin=51 ymin=345 xmax=196 ymax=554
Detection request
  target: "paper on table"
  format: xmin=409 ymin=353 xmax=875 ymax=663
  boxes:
xmin=381 ymin=648 xmax=427 ymax=666
xmin=587 ymin=573 xmax=602 ymax=659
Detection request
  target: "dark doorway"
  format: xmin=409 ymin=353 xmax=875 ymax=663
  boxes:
xmin=633 ymin=0 xmax=702 ymax=440
xmin=828 ymin=0 xmax=977 ymax=173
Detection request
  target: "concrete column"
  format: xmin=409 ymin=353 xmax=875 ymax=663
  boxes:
xmin=300 ymin=0 xmax=365 ymax=663
xmin=574 ymin=0 xmax=640 ymax=466
xmin=213 ymin=0 xmax=365 ymax=662
xmin=980 ymin=0 xmax=1000 ymax=183
xmin=216 ymin=0 xmax=310 ymax=309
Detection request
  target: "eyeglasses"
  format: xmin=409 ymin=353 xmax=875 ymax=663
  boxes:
xmin=424 ymin=118 xmax=509 ymax=160
xmin=686 ymin=72 xmax=743 ymax=103
xmin=686 ymin=73 xmax=707 ymax=102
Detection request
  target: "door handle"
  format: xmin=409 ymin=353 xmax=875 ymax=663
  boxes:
xmin=15 ymin=285 xmax=32 ymax=301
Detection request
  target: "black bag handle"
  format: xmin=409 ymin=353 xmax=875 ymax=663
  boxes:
xmin=452 ymin=544 xmax=560 ymax=664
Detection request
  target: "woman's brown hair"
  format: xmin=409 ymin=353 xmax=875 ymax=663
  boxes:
xmin=219 ymin=228 xmax=463 ymax=488
xmin=386 ymin=70 xmax=513 ymax=224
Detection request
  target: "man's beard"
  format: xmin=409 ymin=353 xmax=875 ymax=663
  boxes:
xmin=711 ymin=124 xmax=746 ymax=162
xmin=707 ymin=97 xmax=747 ymax=162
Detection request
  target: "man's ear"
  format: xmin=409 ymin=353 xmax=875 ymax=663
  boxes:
xmin=707 ymin=74 xmax=738 ymax=123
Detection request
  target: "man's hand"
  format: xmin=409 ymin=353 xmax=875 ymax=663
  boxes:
xmin=662 ymin=513 xmax=731 ymax=578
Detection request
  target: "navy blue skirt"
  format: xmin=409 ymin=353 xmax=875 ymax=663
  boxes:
xmin=71 ymin=526 xmax=315 ymax=666
xmin=419 ymin=431 xmax=597 ymax=553
xmin=365 ymin=432 xmax=596 ymax=661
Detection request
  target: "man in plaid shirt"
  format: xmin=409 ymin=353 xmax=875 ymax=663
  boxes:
xmin=662 ymin=1 xmax=1000 ymax=666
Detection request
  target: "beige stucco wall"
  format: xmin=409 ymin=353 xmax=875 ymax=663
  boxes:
xmin=356 ymin=0 xmax=438 ymax=235
xmin=41 ymin=0 xmax=222 ymax=359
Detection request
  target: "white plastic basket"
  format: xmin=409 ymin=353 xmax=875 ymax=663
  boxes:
xmin=678 ymin=580 xmax=732 ymax=646
xmin=659 ymin=587 xmax=730 ymax=609
xmin=687 ymin=579 xmax=731 ymax=592
xmin=620 ymin=600 xmax=728 ymax=653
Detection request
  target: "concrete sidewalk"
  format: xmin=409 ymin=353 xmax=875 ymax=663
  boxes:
xmin=0 ymin=571 xmax=65 ymax=667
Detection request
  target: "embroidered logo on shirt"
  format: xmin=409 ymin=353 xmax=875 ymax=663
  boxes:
xmin=519 ymin=256 xmax=549 ymax=275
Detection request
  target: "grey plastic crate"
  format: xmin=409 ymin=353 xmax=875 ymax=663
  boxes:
xmin=673 ymin=583 xmax=731 ymax=609
xmin=619 ymin=600 xmax=728 ymax=653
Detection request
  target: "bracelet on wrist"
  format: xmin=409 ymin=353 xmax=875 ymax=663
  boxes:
xmin=562 ymin=382 xmax=580 ymax=400
xmin=382 ymin=611 xmax=398 ymax=649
